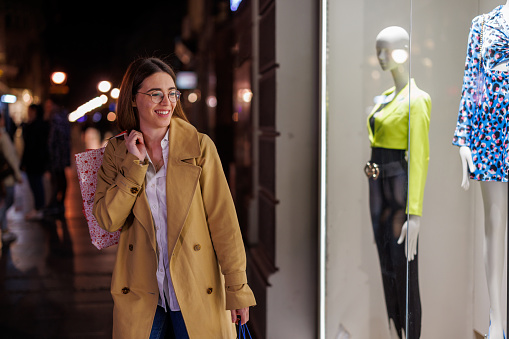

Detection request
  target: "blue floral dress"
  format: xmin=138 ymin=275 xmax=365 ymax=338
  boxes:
xmin=453 ymin=5 xmax=509 ymax=182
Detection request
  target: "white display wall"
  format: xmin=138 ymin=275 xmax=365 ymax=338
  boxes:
xmin=323 ymin=0 xmax=507 ymax=338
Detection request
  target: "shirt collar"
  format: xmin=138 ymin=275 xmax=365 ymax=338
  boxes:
xmin=162 ymin=128 xmax=169 ymax=144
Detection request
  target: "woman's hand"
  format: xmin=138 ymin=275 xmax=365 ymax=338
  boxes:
xmin=125 ymin=130 xmax=146 ymax=161
xmin=459 ymin=146 xmax=474 ymax=191
xmin=231 ymin=307 xmax=250 ymax=325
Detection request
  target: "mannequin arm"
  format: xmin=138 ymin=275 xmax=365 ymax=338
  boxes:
xmin=459 ymin=146 xmax=475 ymax=190
xmin=397 ymin=215 xmax=420 ymax=261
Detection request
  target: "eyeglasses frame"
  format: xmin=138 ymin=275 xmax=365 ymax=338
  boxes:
xmin=137 ymin=89 xmax=181 ymax=104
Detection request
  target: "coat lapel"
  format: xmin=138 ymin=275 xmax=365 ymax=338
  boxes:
xmin=166 ymin=118 xmax=202 ymax=255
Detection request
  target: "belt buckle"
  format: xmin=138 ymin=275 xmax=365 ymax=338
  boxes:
xmin=364 ymin=162 xmax=380 ymax=180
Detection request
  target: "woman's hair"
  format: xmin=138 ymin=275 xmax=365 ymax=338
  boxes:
xmin=117 ymin=57 xmax=188 ymax=132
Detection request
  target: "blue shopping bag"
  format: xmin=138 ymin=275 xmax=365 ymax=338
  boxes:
xmin=237 ymin=322 xmax=252 ymax=339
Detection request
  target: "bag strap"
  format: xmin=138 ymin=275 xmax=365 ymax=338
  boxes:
xmin=102 ymin=131 xmax=127 ymax=148
xmin=110 ymin=131 xmax=127 ymax=140
xmin=237 ymin=323 xmax=252 ymax=339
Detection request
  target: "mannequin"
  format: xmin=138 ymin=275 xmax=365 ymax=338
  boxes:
xmin=375 ymin=27 xmax=421 ymax=261
xmin=367 ymin=26 xmax=431 ymax=339
xmin=454 ymin=3 xmax=509 ymax=339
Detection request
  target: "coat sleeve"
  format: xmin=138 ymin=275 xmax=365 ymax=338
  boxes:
xmin=408 ymin=93 xmax=431 ymax=216
xmin=197 ymin=134 xmax=256 ymax=310
xmin=93 ymin=139 xmax=149 ymax=232
xmin=453 ymin=15 xmax=483 ymax=147
xmin=1 ymin=133 xmax=22 ymax=182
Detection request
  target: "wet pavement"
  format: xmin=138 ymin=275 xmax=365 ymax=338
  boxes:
xmin=0 ymin=166 xmax=117 ymax=339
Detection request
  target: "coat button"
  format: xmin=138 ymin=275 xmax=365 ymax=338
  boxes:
xmin=122 ymin=287 xmax=130 ymax=294
xmin=130 ymin=187 xmax=139 ymax=194
xmin=129 ymin=244 xmax=133 ymax=251
xmin=207 ymin=288 xmax=213 ymax=294
xmin=194 ymin=244 xmax=201 ymax=251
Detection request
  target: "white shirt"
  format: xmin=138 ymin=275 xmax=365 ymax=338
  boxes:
xmin=144 ymin=130 xmax=180 ymax=311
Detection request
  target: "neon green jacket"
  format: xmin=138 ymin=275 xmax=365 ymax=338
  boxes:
xmin=367 ymin=79 xmax=431 ymax=216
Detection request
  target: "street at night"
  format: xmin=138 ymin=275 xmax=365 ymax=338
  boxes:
xmin=0 ymin=0 xmax=322 ymax=338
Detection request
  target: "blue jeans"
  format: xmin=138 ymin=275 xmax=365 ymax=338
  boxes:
xmin=149 ymin=306 xmax=189 ymax=339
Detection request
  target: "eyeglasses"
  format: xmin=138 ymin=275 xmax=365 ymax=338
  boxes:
xmin=137 ymin=90 xmax=181 ymax=104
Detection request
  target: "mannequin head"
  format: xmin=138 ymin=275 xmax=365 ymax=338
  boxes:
xmin=375 ymin=26 xmax=410 ymax=71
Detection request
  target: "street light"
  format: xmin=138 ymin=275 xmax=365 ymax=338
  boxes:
xmin=51 ymin=72 xmax=67 ymax=85
xmin=239 ymin=89 xmax=253 ymax=103
xmin=98 ymin=81 xmax=112 ymax=93
xmin=188 ymin=92 xmax=198 ymax=103
xmin=110 ymin=88 xmax=120 ymax=99
xmin=68 ymin=95 xmax=109 ymax=122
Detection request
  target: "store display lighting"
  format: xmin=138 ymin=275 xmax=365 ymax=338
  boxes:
xmin=392 ymin=49 xmax=409 ymax=64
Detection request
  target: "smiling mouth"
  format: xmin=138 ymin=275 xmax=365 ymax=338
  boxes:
xmin=155 ymin=110 xmax=171 ymax=116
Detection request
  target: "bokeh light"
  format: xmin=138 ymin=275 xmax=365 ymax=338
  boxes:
xmin=51 ymin=72 xmax=67 ymax=85
xmin=98 ymin=81 xmax=112 ymax=93
xmin=110 ymin=88 xmax=120 ymax=99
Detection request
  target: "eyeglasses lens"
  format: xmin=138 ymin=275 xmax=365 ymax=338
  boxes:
xmin=150 ymin=90 xmax=181 ymax=104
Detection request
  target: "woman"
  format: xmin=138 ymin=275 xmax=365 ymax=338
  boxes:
xmin=93 ymin=57 xmax=256 ymax=339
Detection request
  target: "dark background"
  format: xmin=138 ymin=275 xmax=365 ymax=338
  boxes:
xmin=4 ymin=0 xmax=188 ymax=110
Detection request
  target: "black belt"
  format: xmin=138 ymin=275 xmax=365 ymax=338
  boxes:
xmin=364 ymin=160 xmax=406 ymax=180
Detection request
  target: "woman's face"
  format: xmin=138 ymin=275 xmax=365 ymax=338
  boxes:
xmin=134 ymin=72 xmax=177 ymax=132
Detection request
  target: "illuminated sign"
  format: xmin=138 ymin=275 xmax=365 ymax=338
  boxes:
xmin=0 ymin=95 xmax=16 ymax=104
xmin=176 ymin=72 xmax=198 ymax=89
xmin=230 ymin=0 xmax=243 ymax=11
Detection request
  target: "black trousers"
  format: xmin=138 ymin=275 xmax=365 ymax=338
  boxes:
xmin=49 ymin=168 xmax=67 ymax=208
xmin=27 ymin=173 xmax=45 ymax=210
xmin=368 ymin=167 xmax=422 ymax=339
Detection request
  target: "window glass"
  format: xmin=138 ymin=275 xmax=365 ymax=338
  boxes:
xmin=321 ymin=0 xmax=507 ymax=338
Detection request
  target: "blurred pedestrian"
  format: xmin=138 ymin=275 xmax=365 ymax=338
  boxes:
xmin=45 ymin=96 xmax=70 ymax=215
xmin=22 ymin=104 xmax=50 ymax=220
xmin=83 ymin=126 xmax=102 ymax=150
xmin=93 ymin=57 xmax=256 ymax=339
xmin=0 ymin=113 xmax=22 ymax=244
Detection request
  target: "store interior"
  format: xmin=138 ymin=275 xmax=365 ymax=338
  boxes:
xmin=323 ymin=0 xmax=508 ymax=338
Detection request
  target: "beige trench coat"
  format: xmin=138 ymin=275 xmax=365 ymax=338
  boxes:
xmin=93 ymin=118 xmax=256 ymax=339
